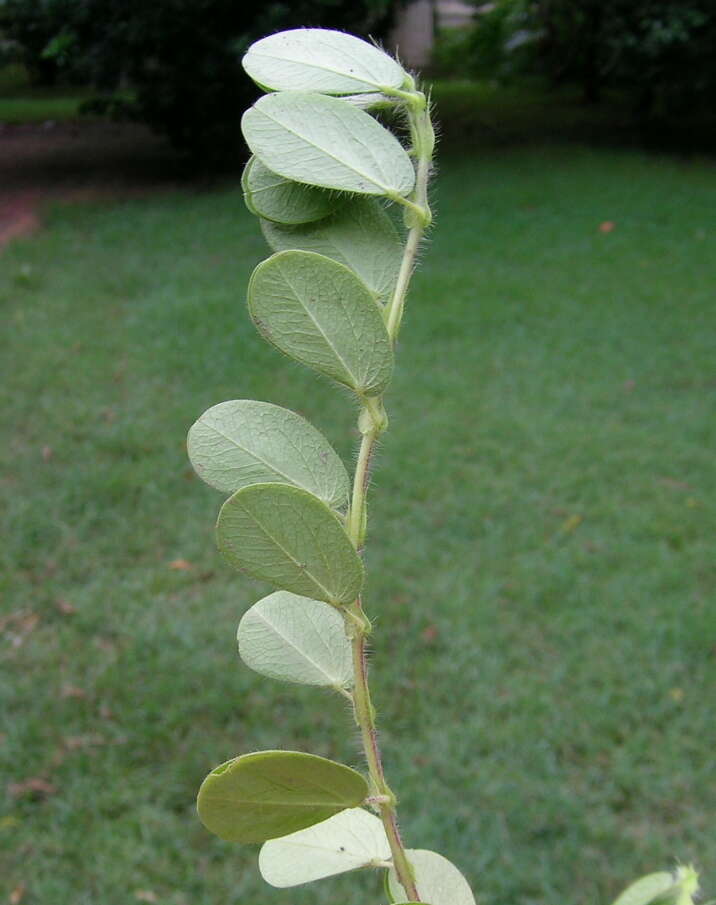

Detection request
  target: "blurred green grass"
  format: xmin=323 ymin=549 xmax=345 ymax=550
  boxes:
xmin=1 ymin=146 xmax=714 ymax=905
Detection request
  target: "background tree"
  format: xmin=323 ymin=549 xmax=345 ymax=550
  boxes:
xmin=0 ymin=0 xmax=397 ymax=161
xmin=463 ymin=0 xmax=716 ymax=118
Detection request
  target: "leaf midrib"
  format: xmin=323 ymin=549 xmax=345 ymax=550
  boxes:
xmin=251 ymin=606 xmax=341 ymax=684
xmin=256 ymin=104 xmax=392 ymax=195
xmin=249 ymin=48 xmax=388 ymax=92
xmin=237 ymin=494 xmax=338 ymax=603
xmin=205 ymin=796 xmax=352 ymax=808
xmin=278 ymin=260 xmax=362 ymax=389
xmin=204 ymin=422 xmax=313 ymax=492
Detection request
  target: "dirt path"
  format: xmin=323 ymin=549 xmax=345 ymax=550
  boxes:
xmin=0 ymin=191 xmax=40 ymax=247
xmin=0 ymin=120 xmax=184 ymax=249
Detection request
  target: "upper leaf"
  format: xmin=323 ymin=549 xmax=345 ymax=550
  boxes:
xmin=242 ymin=156 xmax=339 ymax=225
xmin=197 ymin=750 xmax=368 ymax=843
xmin=187 ymin=399 xmax=349 ymax=511
xmin=237 ymin=591 xmax=353 ymax=688
xmin=248 ymin=250 xmax=394 ymax=395
xmin=216 ymin=482 xmax=364 ymax=605
xmin=243 ymin=28 xmax=408 ymax=95
xmin=261 ymin=198 xmax=403 ymax=306
xmin=258 ymin=807 xmax=390 ymax=887
xmin=242 ymin=92 xmax=415 ymax=198
xmin=388 ymin=850 xmax=476 ymax=905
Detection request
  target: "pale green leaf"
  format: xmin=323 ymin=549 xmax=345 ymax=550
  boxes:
xmin=216 ymin=482 xmax=363 ymax=605
xmin=612 ymin=867 xmax=700 ymax=905
xmin=197 ymin=750 xmax=368 ymax=843
xmin=242 ymin=92 xmax=415 ymax=197
xmin=243 ymin=28 xmax=408 ymax=96
xmin=248 ymin=250 xmax=393 ymax=395
xmin=237 ymin=591 xmax=353 ymax=688
xmin=187 ymin=399 xmax=349 ymax=510
xmin=258 ymin=807 xmax=390 ymax=887
xmin=612 ymin=874 xmax=677 ymax=905
xmin=261 ymin=198 xmax=403 ymax=305
xmin=241 ymin=153 xmax=265 ymax=220
xmin=242 ymin=156 xmax=339 ymax=225
xmin=388 ymin=850 xmax=476 ymax=905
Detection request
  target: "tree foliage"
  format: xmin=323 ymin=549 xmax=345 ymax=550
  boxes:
xmin=0 ymin=0 xmax=396 ymax=160
xmin=465 ymin=0 xmax=716 ymax=117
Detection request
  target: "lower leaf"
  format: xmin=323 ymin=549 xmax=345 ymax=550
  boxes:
xmin=197 ymin=750 xmax=369 ymax=843
xmin=387 ymin=849 xmax=475 ymax=905
xmin=243 ymin=155 xmax=338 ymax=225
xmin=261 ymin=197 xmax=402 ymax=306
xmin=238 ymin=591 xmax=353 ymax=689
xmin=259 ymin=807 xmax=390 ymax=887
xmin=216 ymin=482 xmax=364 ymax=605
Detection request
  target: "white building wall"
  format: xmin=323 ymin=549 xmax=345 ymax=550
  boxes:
xmin=388 ymin=0 xmax=475 ymax=69
xmin=390 ymin=0 xmax=435 ymax=69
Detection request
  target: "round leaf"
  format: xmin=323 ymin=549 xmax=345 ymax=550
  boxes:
xmin=242 ymin=92 xmax=415 ymax=198
xmin=248 ymin=250 xmax=393 ymax=395
xmin=216 ymin=482 xmax=363 ymax=605
xmin=261 ymin=198 xmax=403 ymax=305
xmin=242 ymin=156 xmax=339 ymax=225
xmin=197 ymin=750 xmax=368 ymax=843
xmin=243 ymin=28 xmax=408 ymax=95
xmin=237 ymin=591 xmax=353 ymax=688
xmin=188 ymin=399 xmax=349 ymax=510
xmin=388 ymin=850 xmax=476 ymax=905
xmin=611 ymin=872 xmax=681 ymax=905
xmin=258 ymin=807 xmax=390 ymax=887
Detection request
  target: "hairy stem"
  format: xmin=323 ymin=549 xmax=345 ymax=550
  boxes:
xmin=351 ymin=605 xmax=421 ymax=902
xmin=386 ymin=106 xmax=433 ymax=339
xmin=386 ymin=220 xmax=423 ymax=339
xmin=344 ymin=98 xmax=433 ymax=903
xmin=347 ymin=426 xmax=376 ymax=547
xmin=346 ymin=424 xmax=420 ymax=901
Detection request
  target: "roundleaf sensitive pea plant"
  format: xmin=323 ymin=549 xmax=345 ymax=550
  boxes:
xmin=187 ymin=28 xmax=705 ymax=905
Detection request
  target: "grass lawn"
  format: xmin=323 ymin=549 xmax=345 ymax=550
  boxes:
xmin=1 ymin=146 xmax=715 ymax=905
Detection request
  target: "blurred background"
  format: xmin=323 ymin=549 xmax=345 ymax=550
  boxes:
xmin=1 ymin=2 xmax=714 ymax=904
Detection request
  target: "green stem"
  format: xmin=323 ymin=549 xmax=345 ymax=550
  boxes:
xmin=343 ymin=95 xmax=434 ymax=905
xmin=345 ymin=419 xmax=420 ymax=900
xmin=351 ymin=607 xmax=421 ymax=903
xmin=385 ymin=116 xmax=433 ymax=340
xmin=386 ymin=219 xmax=423 ymax=339
xmin=347 ymin=426 xmax=376 ymax=548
